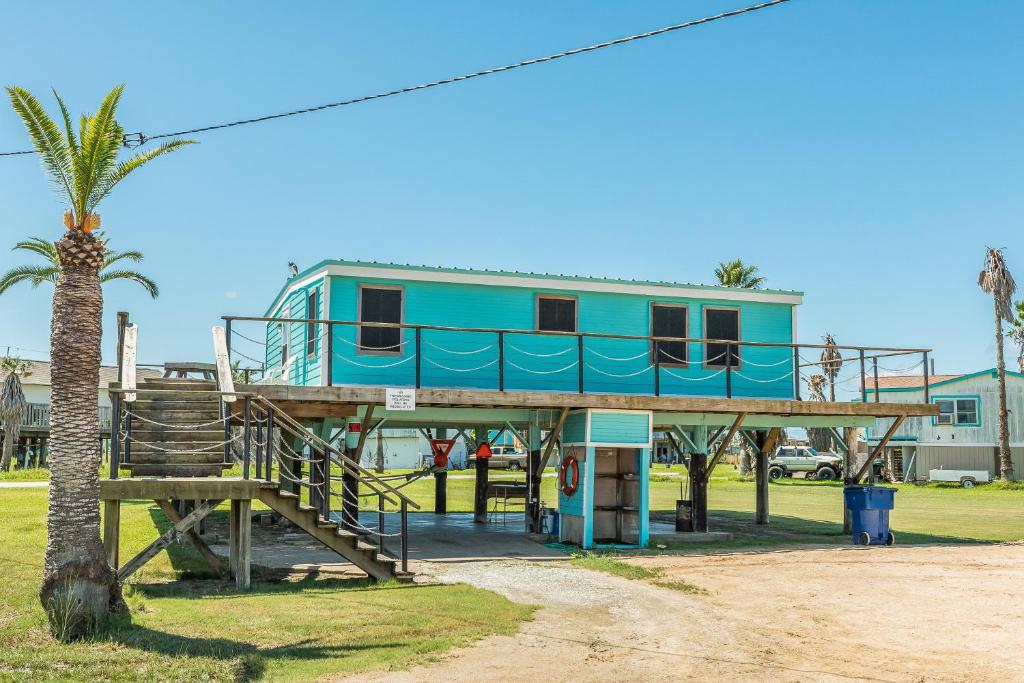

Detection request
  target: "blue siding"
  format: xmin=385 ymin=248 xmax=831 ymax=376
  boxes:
xmin=562 ymin=412 xmax=588 ymax=444
xmin=265 ymin=277 xmax=324 ymax=385
xmin=589 ymin=412 xmax=651 ymax=446
xmin=316 ymin=274 xmax=795 ymax=398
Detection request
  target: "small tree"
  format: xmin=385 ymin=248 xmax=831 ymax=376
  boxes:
xmin=1 ymin=357 xmax=33 ymax=471
xmin=978 ymin=247 xmax=1016 ymax=481
xmin=714 ymin=259 xmax=766 ymax=289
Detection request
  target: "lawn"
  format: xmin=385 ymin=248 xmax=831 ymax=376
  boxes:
xmin=0 ymin=488 xmax=534 ymax=682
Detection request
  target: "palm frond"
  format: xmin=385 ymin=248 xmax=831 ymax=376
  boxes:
xmin=979 ymin=247 xmax=1017 ymax=322
xmin=0 ymin=264 xmax=60 ymax=294
xmin=99 ymin=268 xmax=159 ymax=298
xmin=88 ymin=139 xmax=196 ymax=212
xmin=52 ymin=88 xmax=79 ymax=157
xmin=76 ymin=84 xmax=125 ymax=220
xmin=6 ymin=86 xmax=75 ymax=207
xmin=102 ymin=249 xmax=144 ymax=268
xmin=12 ymin=237 xmax=59 ymax=265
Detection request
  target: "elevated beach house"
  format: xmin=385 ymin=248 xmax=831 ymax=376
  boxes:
xmin=866 ymin=369 xmax=1023 ymax=481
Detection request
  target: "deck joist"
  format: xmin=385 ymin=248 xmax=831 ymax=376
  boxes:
xmin=239 ymin=384 xmax=937 ymax=428
xmin=101 ymin=477 xmax=264 ymax=501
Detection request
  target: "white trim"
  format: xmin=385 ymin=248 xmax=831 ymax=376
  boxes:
xmin=791 ymin=305 xmax=798 ymax=346
xmin=267 ymin=269 xmax=330 ymax=318
xmin=320 ymin=278 xmax=331 ymax=387
xmin=912 ymin=442 xmax=1024 ymax=448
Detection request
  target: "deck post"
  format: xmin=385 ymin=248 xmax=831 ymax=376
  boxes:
xmin=236 ymin=498 xmax=251 ymax=589
xmin=690 ymin=425 xmax=709 ymax=533
xmin=103 ymin=499 xmax=120 ymax=569
xmin=343 ymin=419 xmax=362 ymax=532
xmin=473 ymin=425 xmax=489 ymax=524
xmin=842 ymin=426 xmax=858 ymax=534
xmin=434 ymin=428 xmax=447 ymax=515
xmin=526 ymin=417 xmax=543 ymax=533
xmin=229 ymin=499 xmax=240 ymax=576
xmin=755 ymin=430 xmax=769 ymax=525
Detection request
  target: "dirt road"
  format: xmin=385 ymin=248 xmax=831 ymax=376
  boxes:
xmin=342 ymin=543 xmax=1024 ymax=682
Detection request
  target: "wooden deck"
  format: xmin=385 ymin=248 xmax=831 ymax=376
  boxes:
xmin=101 ymin=477 xmax=264 ymax=501
xmin=242 ymin=384 xmax=937 ymax=424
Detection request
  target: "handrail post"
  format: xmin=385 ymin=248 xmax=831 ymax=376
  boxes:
xmin=859 ymin=349 xmax=867 ymax=403
xmin=415 ymin=327 xmax=422 ymax=389
xmin=266 ymin=407 xmax=275 ymax=482
xmin=401 ymin=499 xmax=408 ymax=573
xmin=109 ymin=392 xmax=121 ymax=479
xmin=223 ymin=401 xmax=232 ymax=465
xmin=793 ymin=345 xmax=801 ymax=400
xmin=115 ymin=311 xmax=129 ymax=384
xmin=725 ymin=343 xmax=733 ymax=399
xmin=378 ymin=493 xmax=385 ymax=552
xmin=322 ymin=447 xmax=331 ymax=519
xmin=923 ymin=351 xmax=931 ymax=404
xmin=873 ymin=357 xmax=880 ymax=403
xmin=255 ymin=406 xmax=264 ymax=480
xmin=224 ymin=318 xmax=232 ymax=366
xmin=577 ymin=334 xmax=584 ymax=394
xmin=497 ymin=331 xmax=505 ymax=392
xmin=242 ymin=395 xmax=252 ymax=479
xmin=326 ymin=321 xmax=333 ymax=387
xmin=654 ymin=337 xmax=661 ymax=396
xmin=123 ymin=407 xmax=132 ymax=465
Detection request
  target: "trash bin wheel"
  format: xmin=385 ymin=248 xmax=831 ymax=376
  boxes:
xmin=858 ymin=531 xmax=871 ymax=546
xmin=885 ymin=532 xmax=895 ymax=546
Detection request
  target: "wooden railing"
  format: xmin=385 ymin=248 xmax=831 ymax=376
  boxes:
xmin=223 ymin=315 xmax=935 ymax=404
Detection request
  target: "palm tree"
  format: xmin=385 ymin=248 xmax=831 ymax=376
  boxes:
xmin=6 ymin=84 xmax=193 ymax=638
xmin=1 ymin=357 xmax=32 ymax=471
xmin=819 ymin=333 xmax=843 ymax=402
xmin=803 ymin=374 xmax=834 ymax=452
xmin=714 ymin=259 xmax=766 ymax=289
xmin=0 ymin=236 xmax=158 ymax=298
xmin=978 ymin=247 xmax=1016 ymax=481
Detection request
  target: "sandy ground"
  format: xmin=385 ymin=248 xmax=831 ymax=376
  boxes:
xmin=342 ymin=543 xmax=1024 ymax=683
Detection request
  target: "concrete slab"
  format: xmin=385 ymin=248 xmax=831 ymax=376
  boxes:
xmin=651 ymin=520 xmax=733 ymax=542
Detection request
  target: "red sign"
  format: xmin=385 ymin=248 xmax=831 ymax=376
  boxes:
xmin=430 ymin=439 xmax=456 ymax=468
xmin=475 ymin=442 xmax=493 ymax=459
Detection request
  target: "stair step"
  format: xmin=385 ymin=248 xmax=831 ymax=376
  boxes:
xmin=141 ymin=379 xmax=217 ymax=389
xmin=131 ymin=441 xmax=224 ymax=453
xmin=316 ymin=520 xmax=338 ymax=529
xmin=129 ymin=429 xmax=224 ymax=442
xmin=127 ymin=463 xmax=228 ymax=477
xmin=126 ymin=452 xmax=226 ymax=465
xmin=276 ymin=490 xmax=299 ymax=499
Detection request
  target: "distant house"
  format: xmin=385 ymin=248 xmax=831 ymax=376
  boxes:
xmin=866 ymin=369 xmax=1024 ymax=481
xmin=0 ymin=360 xmax=162 ymax=467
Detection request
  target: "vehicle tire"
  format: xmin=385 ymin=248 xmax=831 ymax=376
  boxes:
xmin=858 ymin=531 xmax=871 ymax=546
xmin=816 ymin=467 xmax=837 ymax=481
xmin=767 ymin=466 xmax=785 ymax=481
xmin=885 ymin=532 xmax=895 ymax=546
xmin=961 ymin=478 xmax=975 ymax=489
xmin=507 ymin=462 xmax=521 ymax=472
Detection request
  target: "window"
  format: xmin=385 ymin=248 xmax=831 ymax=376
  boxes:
xmin=651 ymin=304 xmax=688 ymax=365
xmin=359 ymin=286 xmax=403 ymax=353
xmin=305 ymin=289 xmax=318 ymax=357
xmin=936 ymin=397 xmax=979 ymax=426
xmin=278 ymin=323 xmax=288 ymax=368
xmin=537 ymin=296 xmax=577 ymax=333
xmin=704 ymin=308 xmax=740 ymax=367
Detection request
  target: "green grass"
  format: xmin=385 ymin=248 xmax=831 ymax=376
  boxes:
xmin=570 ymin=552 xmax=706 ymax=594
xmin=0 ymin=489 xmax=534 ymax=682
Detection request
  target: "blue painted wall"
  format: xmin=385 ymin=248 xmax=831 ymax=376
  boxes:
xmin=265 ymin=276 xmax=325 ymax=385
xmin=267 ymin=268 xmax=797 ymax=398
xmin=589 ymin=412 xmax=651 ymax=446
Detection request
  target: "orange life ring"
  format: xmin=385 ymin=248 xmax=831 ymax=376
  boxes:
xmin=560 ymin=455 xmax=580 ymax=496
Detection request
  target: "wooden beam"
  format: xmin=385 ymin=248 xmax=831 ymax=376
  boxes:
xmin=539 ymin=407 xmax=571 ymax=472
xmin=235 ymin=498 xmax=252 ymax=589
xmin=103 ymin=500 xmax=120 ymax=569
xmin=829 ymin=427 xmax=850 ymax=453
xmin=504 ymin=421 xmax=529 ymax=449
xmin=673 ymin=427 xmax=698 ymax=453
xmin=704 ymin=413 xmax=747 ymax=484
xmin=155 ymin=499 xmax=226 ymax=577
xmin=763 ymin=426 xmax=782 ymax=456
xmin=664 ymin=430 xmax=689 ymax=467
xmin=118 ymin=500 xmax=223 ymax=582
xmin=354 ymin=403 xmax=376 ymax=459
xmin=738 ymin=429 xmax=759 ymax=450
xmin=708 ymin=426 xmax=725 ymax=446
xmin=855 ymin=415 xmax=905 ymax=482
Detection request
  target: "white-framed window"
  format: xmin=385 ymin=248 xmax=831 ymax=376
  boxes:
xmin=305 ymin=289 xmax=318 ymax=358
xmin=935 ymin=397 xmax=979 ymax=426
xmin=358 ymin=285 xmax=404 ymax=354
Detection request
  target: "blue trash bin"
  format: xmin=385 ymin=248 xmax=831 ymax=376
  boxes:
xmin=843 ymin=485 xmax=896 ymax=546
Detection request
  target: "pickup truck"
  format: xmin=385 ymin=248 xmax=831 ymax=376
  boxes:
xmin=768 ymin=446 xmax=844 ymax=481
xmin=467 ymin=446 xmax=529 ymax=471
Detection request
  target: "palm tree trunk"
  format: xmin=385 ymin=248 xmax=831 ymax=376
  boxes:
xmin=39 ymin=232 xmax=124 ymax=639
xmin=994 ymin=309 xmax=1015 ymax=481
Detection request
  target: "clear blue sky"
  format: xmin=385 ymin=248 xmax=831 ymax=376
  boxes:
xmin=1 ymin=1 xmax=1021 ymax=373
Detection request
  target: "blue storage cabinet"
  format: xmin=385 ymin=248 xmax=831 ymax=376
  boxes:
xmin=557 ymin=409 xmax=651 ymax=548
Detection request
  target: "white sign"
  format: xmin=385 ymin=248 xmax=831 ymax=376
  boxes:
xmin=386 ymin=388 xmax=416 ymax=411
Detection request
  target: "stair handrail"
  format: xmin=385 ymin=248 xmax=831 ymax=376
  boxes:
xmin=211 ymin=325 xmax=237 ymax=404
xmin=251 ymin=395 xmax=421 ymax=510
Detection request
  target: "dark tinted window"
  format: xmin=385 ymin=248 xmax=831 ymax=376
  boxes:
xmin=537 ymin=297 xmax=577 ymax=333
xmin=652 ymin=305 xmax=687 ymax=364
xmin=705 ymin=308 xmax=740 ymax=367
xmin=359 ymin=287 xmax=402 ymax=352
xmin=305 ymin=290 xmax=318 ymax=357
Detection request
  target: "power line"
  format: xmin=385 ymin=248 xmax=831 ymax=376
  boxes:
xmin=1 ymin=0 xmax=790 ymax=157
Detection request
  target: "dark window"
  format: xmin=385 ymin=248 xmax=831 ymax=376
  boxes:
xmin=704 ymin=308 xmax=740 ymax=367
xmin=651 ymin=305 xmax=687 ymax=365
xmin=359 ymin=287 xmax=402 ymax=352
xmin=305 ymin=289 xmax=318 ymax=357
xmin=278 ymin=322 xmax=288 ymax=368
xmin=537 ymin=297 xmax=577 ymax=333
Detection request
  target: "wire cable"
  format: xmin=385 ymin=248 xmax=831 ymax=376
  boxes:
xmin=0 ymin=0 xmax=790 ymax=156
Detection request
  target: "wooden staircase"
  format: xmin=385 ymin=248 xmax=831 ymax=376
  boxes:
xmin=119 ymin=377 xmax=413 ymax=581
xmin=124 ymin=377 xmax=231 ymax=477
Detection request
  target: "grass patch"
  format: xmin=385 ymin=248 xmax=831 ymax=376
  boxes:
xmin=651 ymin=579 xmax=708 ymax=595
xmin=0 ymin=488 xmax=534 ymax=682
xmin=570 ymin=551 xmax=661 ymax=580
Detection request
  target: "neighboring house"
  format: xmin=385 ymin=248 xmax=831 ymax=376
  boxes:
xmin=865 ymin=369 xmax=1024 ymax=481
xmin=0 ymin=360 xmax=162 ymax=466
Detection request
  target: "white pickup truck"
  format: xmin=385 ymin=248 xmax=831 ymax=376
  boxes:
xmin=928 ymin=469 xmax=990 ymax=488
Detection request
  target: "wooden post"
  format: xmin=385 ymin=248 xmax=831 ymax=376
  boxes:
xmin=103 ymin=500 xmax=120 ymax=569
xmin=236 ymin=498 xmax=251 ymax=589
xmin=689 ymin=452 xmax=708 ymax=533
xmin=229 ymin=499 xmax=240 ymax=577
xmin=526 ymin=419 xmax=542 ymax=533
xmin=842 ymin=426 xmax=857 ymax=535
xmin=755 ymin=431 xmax=769 ymax=525
xmin=473 ymin=425 xmax=489 ymax=524
xmin=434 ymin=428 xmax=447 ymax=515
